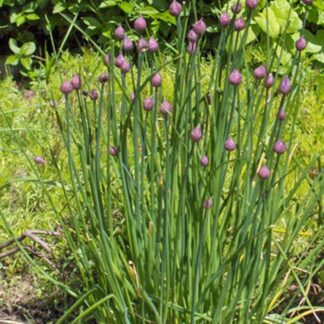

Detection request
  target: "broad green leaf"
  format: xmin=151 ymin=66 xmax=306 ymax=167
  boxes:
xmin=303 ymin=30 xmax=322 ymax=53
xmin=271 ymin=0 xmax=302 ymax=34
xmin=82 ymin=17 xmax=102 ymax=29
xmin=21 ymin=42 xmax=36 ymax=56
xmin=313 ymin=52 xmax=324 ymax=64
xmin=118 ymin=2 xmax=134 ymax=14
xmin=20 ymin=57 xmax=32 ymax=69
xmin=5 ymin=55 xmax=19 ymax=66
xmin=26 ymin=13 xmax=40 ymax=21
xmin=140 ymin=6 xmax=159 ymax=15
xmin=275 ymin=43 xmax=292 ymax=66
xmin=255 ymin=8 xmax=280 ymax=38
xmin=9 ymin=38 xmax=20 ymax=54
xmin=99 ymin=0 xmax=117 ymax=8
xmin=53 ymin=3 xmax=66 ymax=13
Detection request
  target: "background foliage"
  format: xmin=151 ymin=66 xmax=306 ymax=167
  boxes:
xmin=1 ymin=0 xmax=324 ymax=78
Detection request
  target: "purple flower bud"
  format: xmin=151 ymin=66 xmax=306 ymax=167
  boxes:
xmin=60 ymin=81 xmax=73 ymax=95
xmin=303 ymin=0 xmax=313 ymax=5
xmin=120 ymin=61 xmax=131 ymax=74
xmin=228 ymin=70 xmax=242 ymax=85
xmin=34 ymin=156 xmax=45 ymax=165
xmin=277 ymin=108 xmax=286 ymax=121
xmin=200 ymin=155 xmax=209 ymax=167
xmin=99 ymin=72 xmax=109 ymax=83
xmin=279 ymin=76 xmax=292 ymax=95
xmin=122 ymin=37 xmax=134 ymax=52
xmin=246 ymin=0 xmax=259 ymax=9
xmin=115 ymin=25 xmax=125 ymax=40
xmin=265 ymin=73 xmax=274 ymax=88
xmin=187 ymin=41 xmax=197 ymax=55
xmin=71 ymin=74 xmax=81 ymax=90
xmin=257 ymin=165 xmax=271 ymax=180
xmin=224 ymin=137 xmax=236 ymax=151
xmin=203 ymin=198 xmax=213 ymax=209
xmin=187 ymin=29 xmax=199 ymax=43
xmin=191 ymin=126 xmax=203 ymax=142
xmin=89 ymin=89 xmax=98 ymax=101
xmin=109 ymin=146 xmax=118 ymax=156
xmin=295 ymin=36 xmax=307 ymax=51
xmin=219 ymin=12 xmax=231 ymax=27
xmin=253 ymin=65 xmax=267 ymax=80
xmin=134 ymin=16 xmax=147 ymax=32
xmin=148 ymin=37 xmax=159 ymax=52
xmin=231 ymin=2 xmax=242 ymax=13
xmin=137 ymin=38 xmax=148 ymax=53
xmin=192 ymin=18 xmax=207 ymax=36
xmin=130 ymin=92 xmax=136 ymax=103
xmin=169 ymin=0 xmax=182 ymax=16
xmin=104 ymin=54 xmax=111 ymax=66
xmin=115 ymin=54 xmax=125 ymax=68
xmin=160 ymin=100 xmax=172 ymax=117
xmin=151 ymin=73 xmax=162 ymax=87
xmin=273 ymin=140 xmax=287 ymax=154
xmin=234 ymin=17 xmax=245 ymax=31
xmin=143 ymin=97 xmax=154 ymax=111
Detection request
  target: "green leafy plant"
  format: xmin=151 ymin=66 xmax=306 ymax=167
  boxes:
xmin=5 ymin=38 xmax=36 ymax=74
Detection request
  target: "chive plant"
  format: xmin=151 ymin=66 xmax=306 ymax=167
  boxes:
xmin=2 ymin=0 xmax=322 ymax=323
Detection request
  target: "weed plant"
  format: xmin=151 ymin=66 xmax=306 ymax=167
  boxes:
xmin=1 ymin=0 xmax=323 ymax=323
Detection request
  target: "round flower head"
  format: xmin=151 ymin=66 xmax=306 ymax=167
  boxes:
xmin=303 ymin=0 xmax=313 ymax=5
xmin=234 ymin=17 xmax=245 ymax=31
xmin=99 ymin=72 xmax=109 ymax=83
xmin=253 ymin=65 xmax=267 ymax=80
xmin=246 ymin=0 xmax=259 ymax=9
xmin=89 ymin=89 xmax=99 ymax=101
xmin=122 ymin=37 xmax=134 ymax=52
xmin=148 ymin=37 xmax=159 ymax=52
xmin=188 ymin=29 xmax=199 ymax=43
xmin=71 ymin=74 xmax=81 ymax=90
xmin=257 ymin=165 xmax=271 ymax=180
xmin=60 ymin=81 xmax=73 ymax=95
xmin=134 ymin=16 xmax=147 ymax=32
xmin=192 ymin=18 xmax=207 ymax=36
xmin=228 ymin=70 xmax=242 ymax=85
xmin=151 ymin=73 xmax=162 ymax=87
xmin=187 ymin=41 xmax=197 ymax=55
xmin=109 ymin=146 xmax=118 ymax=156
xmin=191 ymin=126 xmax=203 ymax=142
xmin=200 ymin=155 xmax=209 ymax=167
xmin=231 ymin=2 xmax=242 ymax=13
xmin=273 ymin=140 xmax=287 ymax=154
xmin=295 ymin=36 xmax=307 ymax=51
xmin=203 ymin=198 xmax=213 ymax=209
xmin=115 ymin=54 xmax=125 ymax=68
xmin=34 ymin=156 xmax=45 ymax=165
xmin=160 ymin=100 xmax=172 ymax=117
xmin=115 ymin=25 xmax=125 ymax=40
xmin=224 ymin=137 xmax=236 ymax=151
xmin=104 ymin=54 xmax=111 ymax=66
xmin=279 ymin=76 xmax=292 ymax=95
xmin=265 ymin=73 xmax=274 ymax=88
xmin=130 ymin=92 xmax=136 ymax=103
xmin=137 ymin=38 xmax=148 ymax=53
xmin=219 ymin=12 xmax=231 ymax=27
xmin=143 ymin=97 xmax=154 ymax=111
xmin=120 ymin=61 xmax=131 ymax=74
xmin=277 ymin=108 xmax=286 ymax=121
xmin=169 ymin=0 xmax=182 ymax=16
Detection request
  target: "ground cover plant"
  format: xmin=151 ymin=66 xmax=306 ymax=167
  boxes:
xmin=0 ymin=0 xmax=323 ymax=323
